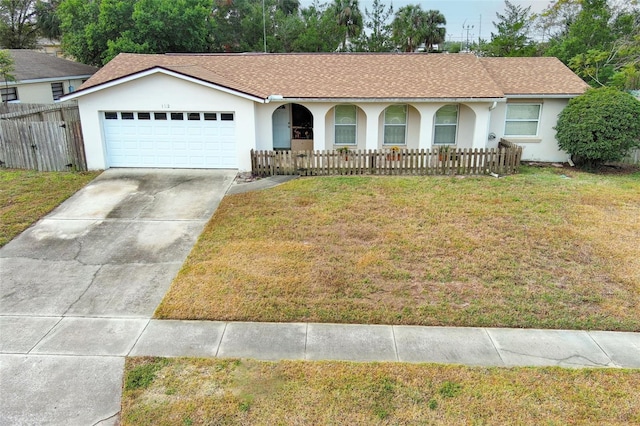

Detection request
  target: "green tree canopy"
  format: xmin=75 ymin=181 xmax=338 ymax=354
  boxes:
xmin=0 ymin=0 xmax=38 ymax=48
xmin=422 ymin=9 xmax=446 ymax=52
xmin=35 ymin=0 xmax=60 ymax=40
xmin=361 ymin=0 xmax=393 ymax=52
xmin=292 ymin=1 xmax=341 ymax=52
xmin=391 ymin=4 xmax=425 ymax=52
xmin=391 ymin=5 xmax=446 ymax=53
xmin=106 ymin=0 xmax=212 ymax=61
xmin=331 ymin=0 xmax=363 ymax=51
xmin=546 ymin=0 xmax=614 ymax=64
xmin=480 ymin=0 xmax=536 ymax=57
xmin=555 ymin=87 xmax=640 ymax=167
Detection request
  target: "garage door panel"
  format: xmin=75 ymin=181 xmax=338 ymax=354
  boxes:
xmin=104 ymin=111 xmax=235 ymax=169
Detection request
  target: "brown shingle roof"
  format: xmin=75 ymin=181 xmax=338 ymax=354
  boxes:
xmin=4 ymin=49 xmax=98 ymax=82
xmin=479 ymin=56 xmax=589 ymax=95
xmin=76 ymin=53 xmax=587 ymax=100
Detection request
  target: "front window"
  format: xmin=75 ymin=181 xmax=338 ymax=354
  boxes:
xmin=434 ymin=105 xmax=458 ymax=145
xmin=384 ymin=105 xmax=407 ymax=145
xmin=1 ymin=87 xmax=18 ymax=102
xmin=51 ymin=82 xmax=64 ymax=101
xmin=334 ymin=105 xmax=357 ymax=145
xmin=505 ymin=104 xmax=541 ymax=136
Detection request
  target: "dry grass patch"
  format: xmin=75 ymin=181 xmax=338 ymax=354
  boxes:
xmin=0 ymin=169 xmax=100 ymax=247
xmin=121 ymin=357 xmax=640 ymax=425
xmin=155 ymin=167 xmax=640 ymax=330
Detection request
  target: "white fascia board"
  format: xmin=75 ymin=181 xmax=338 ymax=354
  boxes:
xmin=7 ymin=75 xmax=95 ymax=85
xmin=283 ymin=97 xmax=507 ymax=103
xmin=506 ymin=94 xmax=583 ymax=99
xmin=60 ymin=68 xmax=265 ymax=103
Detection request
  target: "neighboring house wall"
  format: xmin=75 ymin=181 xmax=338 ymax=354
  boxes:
xmin=77 ymin=73 xmax=257 ymax=170
xmin=488 ymin=98 xmax=569 ymax=162
xmin=5 ymin=79 xmax=86 ymax=103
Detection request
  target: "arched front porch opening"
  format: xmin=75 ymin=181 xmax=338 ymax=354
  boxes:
xmin=272 ymin=103 xmax=314 ymax=150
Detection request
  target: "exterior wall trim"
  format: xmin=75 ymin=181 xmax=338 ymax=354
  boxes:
xmin=283 ymin=97 xmax=507 ymax=103
xmin=505 ymin=94 xmax=582 ymax=99
xmin=7 ymin=75 xmax=95 ymax=85
xmin=61 ymin=68 xmax=266 ymax=103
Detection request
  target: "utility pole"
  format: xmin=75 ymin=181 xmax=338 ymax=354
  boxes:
xmin=463 ymin=21 xmax=474 ymax=52
xmin=262 ymin=0 xmax=267 ymax=53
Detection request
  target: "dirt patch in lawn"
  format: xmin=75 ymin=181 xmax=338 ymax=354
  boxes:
xmin=0 ymin=169 xmax=100 ymax=247
xmin=121 ymin=357 xmax=640 ymax=426
xmin=155 ymin=167 xmax=640 ymax=331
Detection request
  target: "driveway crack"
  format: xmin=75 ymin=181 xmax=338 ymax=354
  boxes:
xmin=63 ymin=265 xmax=104 ymax=316
xmin=91 ymin=411 xmax=120 ymax=426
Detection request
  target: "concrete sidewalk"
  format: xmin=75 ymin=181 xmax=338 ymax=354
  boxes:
xmin=1 ymin=169 xmax=639 ymax=425
xmin=3 ymin=318 xmax=638 ymax=368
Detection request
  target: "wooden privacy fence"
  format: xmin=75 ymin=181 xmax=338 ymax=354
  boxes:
xmin=251 ymin=140 xmax=522 ymax=177
xmin=0 ymin=102 xmax=87 ymax=171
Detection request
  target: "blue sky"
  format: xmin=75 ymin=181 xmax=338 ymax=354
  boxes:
xmin=301 ymin=1 xmax=552 ymax=43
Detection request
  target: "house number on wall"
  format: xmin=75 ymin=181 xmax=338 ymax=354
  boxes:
xmin=161 ymin=104 xmax=170 ymax=109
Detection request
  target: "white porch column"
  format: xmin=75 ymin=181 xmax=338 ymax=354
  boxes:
xmin=305 ymin=104 xmax=333 ymax=150
xmin=466 ymin=103 xmax=493 ymax=149
xmin=359 ymin=104 xmax=387 ymax=150
xmin=412 ymin=104 xmax=442 ymax=149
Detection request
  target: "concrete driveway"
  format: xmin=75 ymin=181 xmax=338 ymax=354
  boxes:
xmin=0 ymin=168 xmax=236 ymax=425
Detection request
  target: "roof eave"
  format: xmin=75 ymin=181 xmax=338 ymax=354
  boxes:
xmin=505 ymin=93 xmax=586 ymax=99
xmin=278 ymin=97 xmax=507 ymax=103
xmin=4 ymin=75 xmax=96 ymax=85
xmin=61 ymin=67 xmax=266 ymax=103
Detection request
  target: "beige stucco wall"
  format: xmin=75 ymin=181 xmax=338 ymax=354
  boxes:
xmin=9 ymin=79 xmax=86 ymax=104
xmin=455 ymin=104 xmax=475 ymax=149
xmin=488 ymin=98 xmax=570 ymax=162
xmin=76 ymin=73 xmax=257 ymax=170
xmin=322 ymin=105 xmax=367 ymax=149
xmin=75 ymin=71 xmax=573 ymax=171
xmin=258 ymin=101 xmax=491 ymax=152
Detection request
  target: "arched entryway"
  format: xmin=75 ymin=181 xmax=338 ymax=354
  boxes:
xmin=272 ymin=103 xmax=313 ymax=150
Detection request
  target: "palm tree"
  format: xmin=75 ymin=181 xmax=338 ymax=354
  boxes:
xmin=331 ymin=0 xmax=363 ymax=51
xmin=391 ymin=5 xmax=426 ymax=52
xmin=423 ymin=10 xmax=446 ymax=52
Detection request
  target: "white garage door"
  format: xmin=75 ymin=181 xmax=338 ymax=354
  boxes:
xmin=103 ymin=111 xmax=236 ymax=168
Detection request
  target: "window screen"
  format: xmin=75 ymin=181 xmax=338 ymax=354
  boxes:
xmin=505 ymin=104 xmax=541 ymax=136
xmin=334 ymin=105 xmax=357 ymax=145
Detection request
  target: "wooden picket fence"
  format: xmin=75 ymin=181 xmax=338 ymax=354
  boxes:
xmin=0 ymin=102 xmax=87 ymax=171
xmin=251 ymin=140 xmax=522 ymax=177
xmin=619 ymin=148 xmax=640 ymax=165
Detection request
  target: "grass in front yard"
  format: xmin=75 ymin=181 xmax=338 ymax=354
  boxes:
xmin=155 ymin=167 xmax=640 ymax=331
xmin=0 ymin=169 xmax=100 ymax=247
xmin=121 ymin=357 xmax=640 ymax=425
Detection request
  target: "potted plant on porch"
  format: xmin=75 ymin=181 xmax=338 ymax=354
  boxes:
xmin=386 ymin=146 xmax=402 ymax=161
xmin=336 ymin=146 xmax=353 ymax=160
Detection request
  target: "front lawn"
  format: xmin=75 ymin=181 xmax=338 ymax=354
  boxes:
xmin=0 ymin=169 xmax=100 ymax=247
xmin=121 ymin=357 xmax=640 ymax=425
xmin=155 ymin=167 xmax=640 ymax=331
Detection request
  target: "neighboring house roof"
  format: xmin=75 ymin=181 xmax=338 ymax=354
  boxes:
xmin=72 ymin=53 xmax=588 ymax=101
xmin=479 ymin=57 xmax=590 ymax=96
xmin=2 ymin=49 xmax=98 ymax=82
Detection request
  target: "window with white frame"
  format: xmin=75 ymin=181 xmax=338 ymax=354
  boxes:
xmin=51 ymin=82 xmax=64 ymax=101
xmin=334 ymin=105 xmax=357 ymax=145
xmin=384 ymin=105 xmax=407 ymax=145
xmin=1 ymin=87 xmax=18 ymax=102
xmin=505 ymin=104 xmax=541 ymax=136
xmin=433 ymin=105 xmax=458 ymax=145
